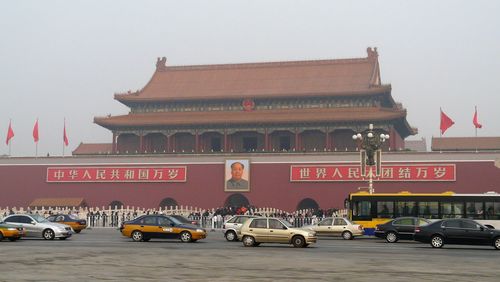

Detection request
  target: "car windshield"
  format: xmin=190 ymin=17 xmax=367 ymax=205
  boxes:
xmin=343 ymin=218 xmax=354 ymax=225
xmin=167 ymin=216 xmax=183 ymax=225
xmin=280 ymin=219 xmax=293 ymax=228
xmin=68 ymin=214 xmax=80 ymax=220
xmin=32 ymin=214 xmax=49 ymax=223
xmin=172 ymin=216 xmax=190 ymax=223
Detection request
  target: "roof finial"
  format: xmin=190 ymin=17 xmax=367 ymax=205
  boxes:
xmin=367 ymin=47 xmax=378 ymax=60
xmin=156 ymin=57 xmax=167 ymax=71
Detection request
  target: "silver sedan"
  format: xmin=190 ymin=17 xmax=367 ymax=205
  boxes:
xmin=3 ymin=214 xmax=72 ymax=240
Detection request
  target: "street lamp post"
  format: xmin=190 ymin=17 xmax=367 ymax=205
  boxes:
xmin=352 ymin=124 xmax=390 ymax=194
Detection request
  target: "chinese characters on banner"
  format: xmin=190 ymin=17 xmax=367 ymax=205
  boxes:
xmin=47 ymin=166 xmax=187 ymax=183
xmin=290 ymin=164 xmax=455 ymax=182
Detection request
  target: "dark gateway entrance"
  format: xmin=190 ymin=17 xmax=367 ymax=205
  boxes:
xmin=297 ymin=198 xmax=319 ymax=211
xmin=159 ymin=197 xmax=178 ymax=208
xmin=224 ymin=194 xmax=250 ymax=207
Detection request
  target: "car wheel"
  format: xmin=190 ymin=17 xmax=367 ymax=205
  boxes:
xmin=342 ymin=231 xmax=353 ymax=240
xmin=242 ymin=235 xmax=255 ymax=247
xmin=131 ymin=230 xmax=143 ymax=242
xmin=74 ymin=230 xmax=82 ymax=234
xmin=292 ymin=235 xmax=306 ymax=248
xmin=225 ymin=231 xmax=237 ymax=242
xmin=430 ymin=235 xmax=444 ymax=248
xmin=43 ymin=229 xmax=55 ymax=240
xmin=180 ymin=231 xmax=192 ymax=243
xmin=385 ymin=232 xmax=398 ymax=243
xmin=494 ymin=237 xmax=500 ymax=250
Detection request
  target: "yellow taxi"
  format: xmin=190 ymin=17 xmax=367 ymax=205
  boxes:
xmin=0 ymin=222 xmax=24 ymax=241
xmin=120 ymin=215 xmax=206 ymax=242
xmin=46 ymin=214 xmax=87 ymax=233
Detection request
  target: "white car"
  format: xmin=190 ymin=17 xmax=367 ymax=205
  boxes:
xmin=3 ymin=214 xmax=73 ymax=240
xmin=303 ymin=217 xmax=364 ymax=240
xmin=222 ymin=215 xmax=257 ymax=241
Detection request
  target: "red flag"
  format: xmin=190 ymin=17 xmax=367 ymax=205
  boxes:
xmin=440 ymin=108 xmax=455 ymax=135
xmin=5 ymin=121 xmax=14 ymax=145
xmin=473 ymin=106 xmax=482 ymax=129
xmin=33 ymin=119 xmax=39 ymax=143
xmin=63 ymin=121 xmax=69 ymax=146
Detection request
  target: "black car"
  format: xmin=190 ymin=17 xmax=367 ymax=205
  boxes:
xmin=375 ymin=217 xmax=431 ymax=243
xmin=414 ymin=218 xmax=500 ymax=249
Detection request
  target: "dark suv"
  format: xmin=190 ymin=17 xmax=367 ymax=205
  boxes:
xmin=414 ymin=218 xmax=500 ymax=249
xmin=375 ymin=217 xmax=431 ymax=243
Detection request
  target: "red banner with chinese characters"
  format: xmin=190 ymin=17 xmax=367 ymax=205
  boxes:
xmin=47 ymin=166 xmax=187 ymax=183
xmin=290 ymin=164 xmax=455 ymax=182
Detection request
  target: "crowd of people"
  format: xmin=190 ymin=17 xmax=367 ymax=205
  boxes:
xmin=1 ymin=205 xmax=343 ymax=229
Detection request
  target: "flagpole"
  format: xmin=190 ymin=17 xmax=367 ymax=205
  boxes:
xmin=439 ymin=107 xmax=442 ymax=138
xmin=475 ymin=106 xmax=478 ymax=152
xmin=35 ymin=118 xmax=38 ymax=158
xmin=8 ymin=118 xmax=12 ymax=156
xmin=62 ymin=118 xmax=66 ymax=157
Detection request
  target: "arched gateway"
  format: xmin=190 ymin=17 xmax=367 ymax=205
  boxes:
xmin=224 ymin=194 xmax=250 ymax=207
xmin=296 ymin=198 xmax=319 ymax=211
xmin=159 ymin=197 xmax=178 ymax=208
xmin=108 ymin=200 xmax=124 ymax=208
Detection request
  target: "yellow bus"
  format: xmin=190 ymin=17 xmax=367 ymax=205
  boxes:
xmin=347 ymin=191 xmax=500 ymax=235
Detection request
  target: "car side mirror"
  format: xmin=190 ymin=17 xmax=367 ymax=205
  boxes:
xmin=282 ymin=226 xmax=288 ymax=230
xmin=31 ymin=221 xmax=36 ymax=225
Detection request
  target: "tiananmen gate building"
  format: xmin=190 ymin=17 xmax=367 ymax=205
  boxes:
xmin=1 ymin=48 xmax=499 ymax=211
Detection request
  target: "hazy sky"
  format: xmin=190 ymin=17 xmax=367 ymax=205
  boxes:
xmin=1 ymin=0 xmax=499 ymax=156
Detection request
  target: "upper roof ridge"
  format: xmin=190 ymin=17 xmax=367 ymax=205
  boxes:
xmin=160 ymin=56 xmax=372 ymax=72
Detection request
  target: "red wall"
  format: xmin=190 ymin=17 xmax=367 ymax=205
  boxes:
xmin=1 ymin=160 xmax=499 ymax=211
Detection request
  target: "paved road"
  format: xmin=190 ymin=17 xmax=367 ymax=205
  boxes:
xmin=1 ymin=228 xmax=499 ymax=281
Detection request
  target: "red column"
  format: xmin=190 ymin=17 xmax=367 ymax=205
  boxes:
xmin=325 ymin=128 xmax=330 ymax=151
xmin=139 ymin=135 xmax=144 ymax=153
xmin=390 ymin=127 xmax=396 ymax=151
xmin=172 ymin=134 xmax=176 ymax=152
xmin=195 ymin=131 xmax=199 ymax=153
xmin=330 ymin=133 xmax=335 ymax=151
xmin=166 ymin=135 xmax=171 ymax=153
xmin=264 ymin=129 xmax=269 ymax=151
xmin=112 ymin=132 xmax=117 ymax=154
xmin=223 ymin=130 xmax=228 ymax=152
xmin=295 ymin=129 xmax=299 ymax=151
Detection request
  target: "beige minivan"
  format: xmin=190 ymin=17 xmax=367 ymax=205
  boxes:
xmin=239 ymin=217 xmax=317 ymax=248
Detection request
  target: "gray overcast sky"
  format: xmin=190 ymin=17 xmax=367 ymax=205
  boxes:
xmin=1 ymin=0 xmax=499 ymax=156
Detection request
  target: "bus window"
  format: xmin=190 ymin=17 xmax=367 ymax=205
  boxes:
xmin=353 ymin=201 xmax=371 ymax=218
xmin=466 ymin=202 xmax=484 ymax=219
xmin=485 ymin=202 xmax=500 ymax=220
xmin=377 ymin=201 xmax=393 ymax=218
xmin=396 ymin=201 xmax=416 ymax=217
xmin=419 ymin=202 xmax=438 ymax=219
xmin=441 ymin=202 xmax=464 ymax=218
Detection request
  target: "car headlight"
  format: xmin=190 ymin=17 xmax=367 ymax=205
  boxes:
xmin=196 ymin=229 xmax=205 ymax=233
xmin=7 ymin=228 xmax=17 ymax=231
